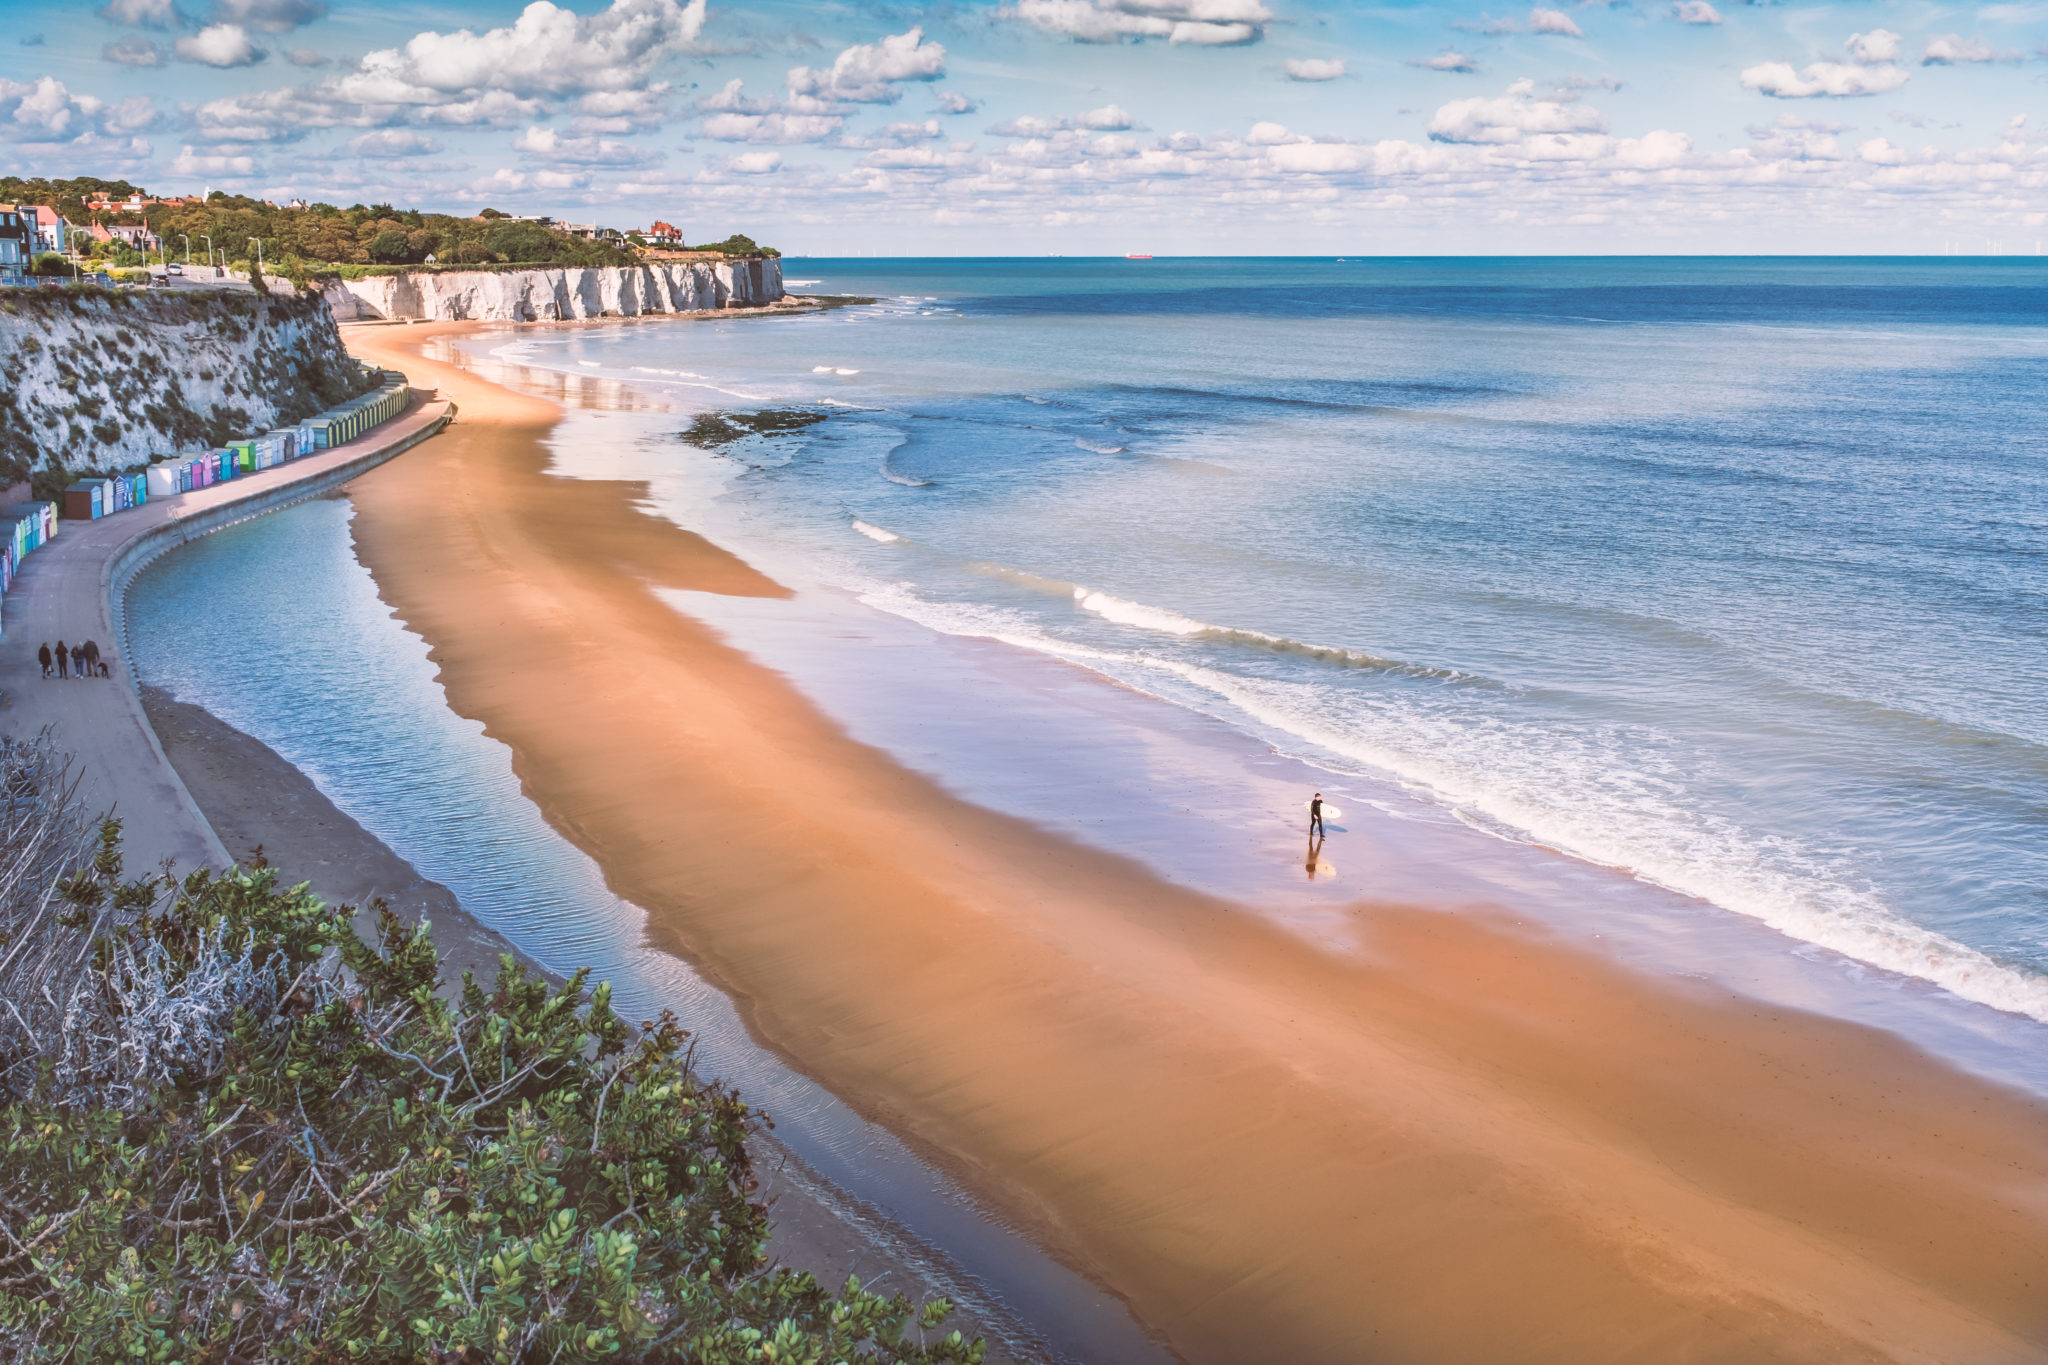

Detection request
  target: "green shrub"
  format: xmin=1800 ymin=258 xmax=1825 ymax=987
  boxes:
xmin=0 ymin=782 xmax=982 ymax=1364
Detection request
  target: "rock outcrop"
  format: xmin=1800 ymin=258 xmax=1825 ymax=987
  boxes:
xmin=323 ymin=259 xmax=784 ymax=323
xmin=0 ymin=289 xmax=375 ymax=482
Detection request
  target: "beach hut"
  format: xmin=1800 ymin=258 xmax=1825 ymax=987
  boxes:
xmin=146 ymin=464 xmax=179 ymax=500
xmin=130 ymin=472 xmax=148 ymax=507
xmin=6 ymin=503 xmax=55 ymax=546
xmin=62 ymin=483 xmax=103 ymax=521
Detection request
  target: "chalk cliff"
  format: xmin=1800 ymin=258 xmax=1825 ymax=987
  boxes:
xmin=323 ymin=259 xmax=784 ymax=323
xmin=0 ymin=290 xmax=375 ymax=481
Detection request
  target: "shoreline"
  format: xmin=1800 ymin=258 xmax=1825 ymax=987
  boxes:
xmin=337 ymin=318 xmax=2048 ymax=1364
xmin=135 ymin=676 xmax=1052 ymax=1365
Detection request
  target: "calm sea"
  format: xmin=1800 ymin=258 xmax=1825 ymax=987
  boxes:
xmin=479 ymin=257 xmax=2048 ymax=1026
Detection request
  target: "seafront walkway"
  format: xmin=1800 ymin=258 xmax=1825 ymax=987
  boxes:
xmin=0 ymin=391 xmax=455 ymax=875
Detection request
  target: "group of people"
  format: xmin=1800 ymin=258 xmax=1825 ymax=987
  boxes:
xmin=40 ymin=639 xmax=108 ymax=681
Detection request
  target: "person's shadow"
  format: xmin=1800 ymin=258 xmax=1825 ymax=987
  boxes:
xmin=1304 ymin=833 xmax=1334 ymax=880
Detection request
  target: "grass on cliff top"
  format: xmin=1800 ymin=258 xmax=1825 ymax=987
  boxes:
xmin=0 ymin=734 xmax=982 ymax=1364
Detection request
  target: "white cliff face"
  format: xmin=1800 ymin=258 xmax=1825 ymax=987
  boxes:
xmin=323 ymin=259 xmax=785 ymax=323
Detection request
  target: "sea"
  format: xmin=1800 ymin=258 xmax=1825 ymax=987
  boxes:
xmin=122 ymin=257 xmax=2048 ymax=1355
xmin=474 ymin=259 xmax=2048 ymax=1030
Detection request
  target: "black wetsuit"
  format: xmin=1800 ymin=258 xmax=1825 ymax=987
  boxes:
xmin=1309 ymin=798 xmax=1324 ymax=838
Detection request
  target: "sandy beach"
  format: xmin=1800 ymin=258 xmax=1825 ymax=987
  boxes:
xmin=139 ymin=678 xmax=1046 ymax=1360
xmin=337 ymin=318 xmax=2048 ymax=1365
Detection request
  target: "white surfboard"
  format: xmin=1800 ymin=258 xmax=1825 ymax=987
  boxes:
xmin=1303 ymin=801 xmax=1342 ymax=820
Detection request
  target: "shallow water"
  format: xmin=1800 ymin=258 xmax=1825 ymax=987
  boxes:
xmin=466 ymin=257 xmax=2048 ymax=1035
xmin=123 ymin=496 xmax=1177 ymax=1365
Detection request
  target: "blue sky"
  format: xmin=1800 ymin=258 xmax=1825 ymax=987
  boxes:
xmin=3 ymin=0 xmax=2045 ymax=252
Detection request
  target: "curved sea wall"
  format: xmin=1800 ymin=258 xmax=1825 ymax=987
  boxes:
xmin=323 ymin=259 xmax=784 ymax=323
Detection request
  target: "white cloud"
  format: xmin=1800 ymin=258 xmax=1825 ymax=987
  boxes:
xmin=1921 ymin=34 xmax=2021 ymax=64
xmin=1427 ymin=79 xmax=1608 ymax=143
xmin=97 ymin=96 xmax=157 ymax=136
xmin=787 ymin=28 xmax=945 ymax=104
xmin=212 ymin=0 xmax=325 ymax=34
xmin=723 ymin=150 xmax=782 ymax=173
xmin=103 ymin=37 xmax=166 ymax=65
xmin=1413 ymin=49 xmax=1477 ymax=72
xmin=1671 ymin=1 xmax=1721 ymax=25
xmin=990 ymin=103 xmax=1138 ymax=136
xmin=345 ymin=128 xmax=440 ymax=156
xmin=1529 ymin=8 xmax=1584 ymax=37
xmin=700 ymin=111 xmax=844 ymax=143
xmin=1007 ymin=0 xmax=1273 ymax=46
xmin=937 ymin=91 xmax=980 ymax=114
xmin=1741 ymin=59 xmax=1908 ymax=98
xmin=1611 ymin=129 xmax=1692 ymax=167
xmin=98 ymin=0 xmax=180 ymax=28
xmin=286 ymin=47 xmax=326 ymax=67
xmin=0 ymin=76 xmax=159 ymax=148
xmin=1742 ymin=35 xmax=1910 ymax=98
xmin=1846 ymin=29 xmax=1901 ymax=63
xmin=169 ymin=145 xmax=259 ymax=176
xmin=1080 ymin=103 xmax=1136 ymax=129
xmin=1284 ymin=58 xmax=1346 ymax=81
xmin=1858 ymin=136 xmax=1907 ymax=164
xmin=1 ymin=76 xmax=101 ymax=139
xmin=343 ymin=0 xmax=705 ymax=102
xmin=188 ymin=0 xmax=705 ymax=144
xmin=697 ymin=79 xmax=773 ymax=115
xmin=572 ymin=83 xmax=670 ymax=133
xmin=512 ymin=124 xmax=660 ymax=164
xmin=1745 ymin=113 xmax=1844 ymax=159
xmin=176 ymin=24 xmax=265 ymax=67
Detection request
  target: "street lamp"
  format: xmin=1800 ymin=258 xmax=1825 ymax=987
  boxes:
xmin=179 ymin=233 xmax=190 ymax=265
xmin=201 ymin=234 xmax=214 ymax=277
xmin=248 ymin=237 xmax=264 ymax=281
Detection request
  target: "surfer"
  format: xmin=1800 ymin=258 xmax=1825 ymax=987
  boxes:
xmin=1308 ymin=793 xmax=1325 ymax=839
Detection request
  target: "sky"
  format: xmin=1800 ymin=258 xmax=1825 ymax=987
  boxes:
xmin=1 ymin=0 xmax=2045 ymax=253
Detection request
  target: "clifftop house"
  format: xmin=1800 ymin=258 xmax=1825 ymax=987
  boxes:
xmin=0 ymin=209 xmax=29 ymax=282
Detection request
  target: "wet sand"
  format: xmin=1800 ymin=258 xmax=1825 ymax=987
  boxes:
xmin=138 ymin=679 xmax=1034 ymax=1358
xmin=340 ymin=320 xmax=2048 ymax=1365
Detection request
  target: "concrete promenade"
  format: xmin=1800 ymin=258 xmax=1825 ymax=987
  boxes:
xmin=0 ymin=393 xmax=455 ymax=876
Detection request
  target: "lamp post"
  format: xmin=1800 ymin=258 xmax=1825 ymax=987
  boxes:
xmin=201 ymin=234 xmax=214 ymax=278
xmin=248 ymin=237 xmax=264 ymax=283
xmin=180 ymin=233 xmax=190 ymax=265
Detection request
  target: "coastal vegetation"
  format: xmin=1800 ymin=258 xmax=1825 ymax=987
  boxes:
xmin=0 ymin=288 xmax=374 ymax=483
xmin=0 ymin=735 xmax=980 ymax=1363
xmin=0 ymin=178 xmax=779 ymax=282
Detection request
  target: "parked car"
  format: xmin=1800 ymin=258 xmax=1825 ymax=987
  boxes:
xmin=166 ymin=262 xmax=183 ymax=276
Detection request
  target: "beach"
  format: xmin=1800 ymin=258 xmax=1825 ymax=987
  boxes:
xmin=334 ymin=317 xmax=2048 ymax=1365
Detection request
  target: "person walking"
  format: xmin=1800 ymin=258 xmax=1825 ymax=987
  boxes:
xmin=69 ymin=644 xmax=84 ymax=680
xmin=37 ymin=643 xmax=51 ymax=678
xmin=53 ymin=640 xmax=68 ymax=680
xmin=1308 ymin=792 xmax=1326 ymax=840
xmin=82 ymin=640 xmax=100 ymax=678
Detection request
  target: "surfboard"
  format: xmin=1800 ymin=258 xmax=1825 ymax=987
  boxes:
xmin=1303 ymin=801 xmax=1342 ymax=820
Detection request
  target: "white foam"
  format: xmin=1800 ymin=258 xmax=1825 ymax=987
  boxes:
xmin=812 ymin=366 xmax=862 ymax=375
xmin=1075 ymin=439 xmax=1125 ymax=454
xmin=852 ymin=520 xmax=901 ymax=543
xmin=577 ymin=360 xmax=603 ymax=368
xmin=1152 ymin=662 xmax=2048 ymax=1024
xmin=785 ymin=278 xmax=822 ymax=285
xmin=861 ymin=583 xmax=2048 ymax=1026
xmin=1074 ymin=588 xmax=1209 ymax=636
